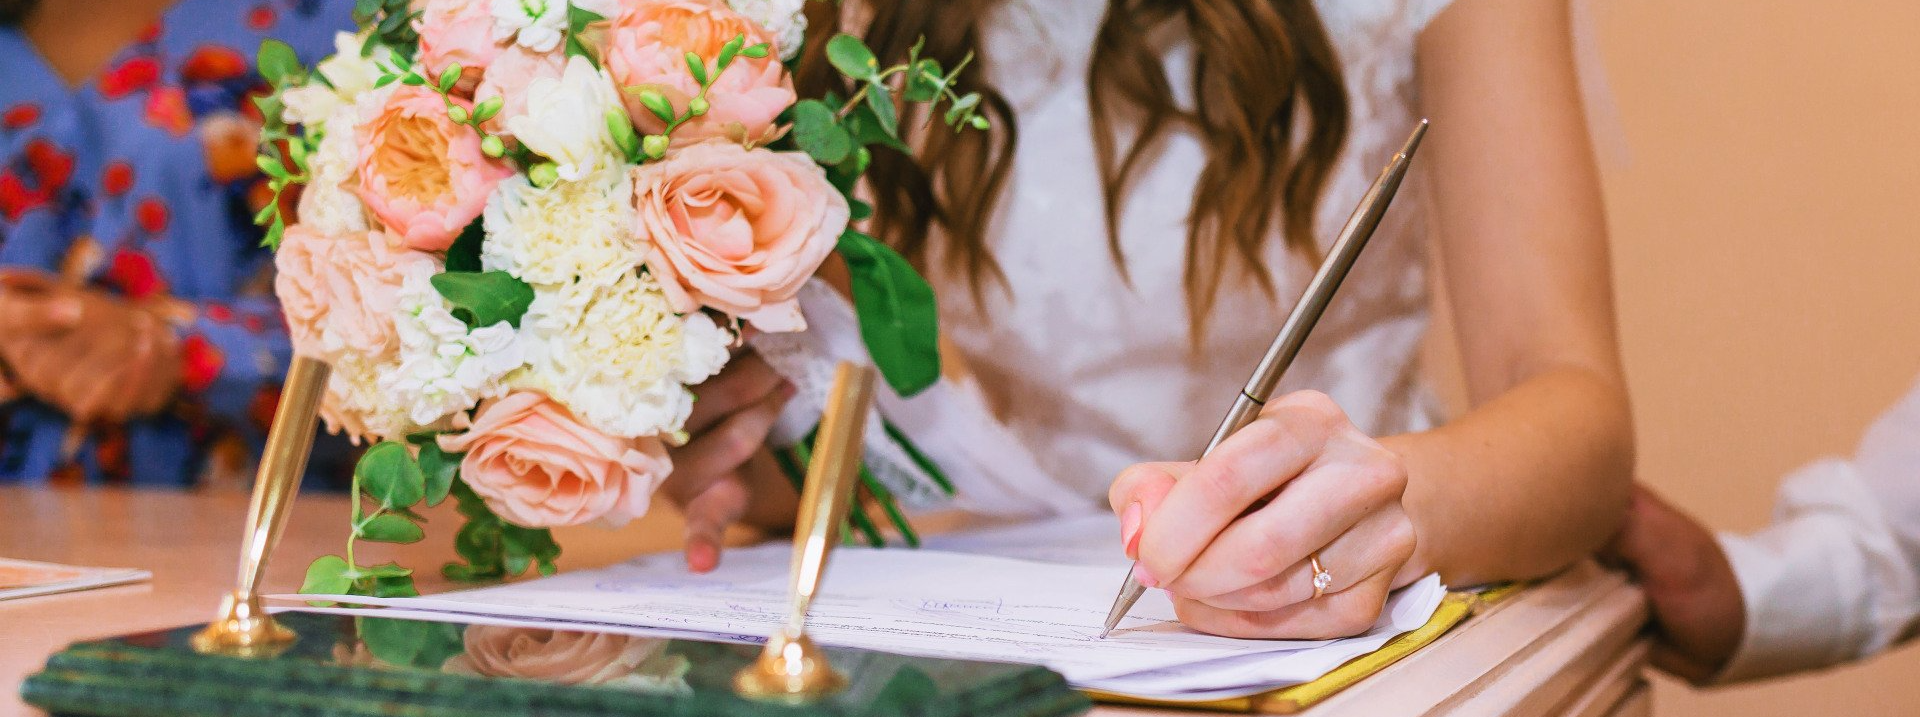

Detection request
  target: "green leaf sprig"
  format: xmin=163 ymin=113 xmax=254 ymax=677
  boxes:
xmin=373 ymin=57 xmax=513 ymax=163
xmin=622 ymin=33 xmax=773 ymax=161
xmin=251 ymin=39 xmax=316 ymax=250
xmin=299 ymin=440 xmax=447 ymax=602
xmin=352 ymin=0 xmax=421 ymax=59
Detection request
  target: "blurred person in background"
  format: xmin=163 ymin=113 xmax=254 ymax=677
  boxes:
xmin=0 ymin=0 xmax=351 ymax=487
xmin=1605 ymin=375 xmax=1920 ymax=684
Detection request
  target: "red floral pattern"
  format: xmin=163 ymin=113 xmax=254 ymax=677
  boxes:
xmin=99 ymin=56 xmax=163 ymax=100
xmin=142 ymin=87 xmax=193 ymax=136
xmin=2 ymin=103 xmax=40 ymax=130
xmin=178 ymin=334 xmax=226 ymax=394
xmin=246 ymin=5 xmax=278 ymax=31
xmin=134 ymin=196 xmax=171 ymax=234
xmin=104 ymin=247 xmax=169 ymax=300
xmin=181 ymin=46 xmax=251 ymax=83
xmin=101 ymin=161 xmax=135 ymax=196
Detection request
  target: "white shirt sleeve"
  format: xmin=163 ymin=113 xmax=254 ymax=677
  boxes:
xmin=1715 ymin=377 xmax=1920 ymax=683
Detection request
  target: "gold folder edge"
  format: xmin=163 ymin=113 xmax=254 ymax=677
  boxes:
xmin=1080 ymin=587 xmax=1506 ymax=714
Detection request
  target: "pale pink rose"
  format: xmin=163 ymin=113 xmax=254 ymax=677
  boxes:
xmin=631 ymin=141 xmax=846 ymax=331
xmin=472 ymin=44 xmax=567 ymax=136
xmin=354 ymin=86 xmax=513 ymax=251
xmin=415 ymin=0 xmax=503 ymax=94
xmin=438 ymin=392 xmax=673 ymax=528
xmin=273 ymin=224 xmax=417 ymax=361
xmin=602 ymin=0 xmax=795 ymax=146
xmin=443 ymin=626 xmax=668 ymax=685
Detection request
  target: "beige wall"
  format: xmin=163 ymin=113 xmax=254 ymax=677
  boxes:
xmin=1588 ymin=1 xmax=1920 ymax=714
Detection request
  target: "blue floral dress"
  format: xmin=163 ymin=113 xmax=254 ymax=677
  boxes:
xmin=0 ymin=0 xmax=352 ymax=486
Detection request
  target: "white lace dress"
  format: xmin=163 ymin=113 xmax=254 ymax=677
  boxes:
xmin=758 ymin=0 xmax=1457 ymax=516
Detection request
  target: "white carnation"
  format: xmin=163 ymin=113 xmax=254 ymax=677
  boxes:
xmin=519 ymin=272 xmax=734 ymax=438
xmin=481 ymin=167 xmax=639 ymax=286
xmin=294 ymin=108 xmax=370 ymax=236
xmin=490 ymin=0 xmax=569 ymax=52
xmin=381 ymin=260 xmax=529 ymax=426
xmin=321 ymin=352 xmax=424 ymax=443
xmin=506 ymin=56 xmax=625 ymax=182
xmin=727 ymin=0 xmax=807 ymax=61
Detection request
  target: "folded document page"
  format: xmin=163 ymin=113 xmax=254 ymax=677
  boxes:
xmin=288 ymin=516 xmax=1445 ymax=701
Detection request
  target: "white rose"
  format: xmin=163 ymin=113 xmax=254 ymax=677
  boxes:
xmin=490 ymin=0 xmax=569 ymax=52
xmin=284 ymin=32 xmax=391 ymax=127
xmin=507 ymin=56 xmax=625 ymax=182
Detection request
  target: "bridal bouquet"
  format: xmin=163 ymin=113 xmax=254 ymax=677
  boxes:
xmin=252 ymin=0 xmax=985 ymax=602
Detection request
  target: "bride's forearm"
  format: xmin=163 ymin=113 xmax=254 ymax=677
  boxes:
xmin=1382 ymin=364 xmax=1634 ymax=586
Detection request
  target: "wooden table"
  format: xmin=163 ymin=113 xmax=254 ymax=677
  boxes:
xmin=0 ymin=487 xmax=1649 ymax=716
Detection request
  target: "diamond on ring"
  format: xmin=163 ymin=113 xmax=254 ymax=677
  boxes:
xmin=1309 ymin=552 xmax=1332 ymax=599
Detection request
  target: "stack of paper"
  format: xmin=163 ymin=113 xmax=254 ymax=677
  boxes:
xmin=287 ymin=516 xmax=1444 ymax=702
xmin=0 ymin=558 xmax=149 ymax=601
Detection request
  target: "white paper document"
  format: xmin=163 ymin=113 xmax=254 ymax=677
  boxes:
xmin=285 ymin=516 xmax=1445 ymax=701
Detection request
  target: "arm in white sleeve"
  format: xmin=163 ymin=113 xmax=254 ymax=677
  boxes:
xmin=1716 ymin=378 xmax=1920 ymax=683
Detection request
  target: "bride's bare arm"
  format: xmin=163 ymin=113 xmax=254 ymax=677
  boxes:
xmin=1394 ymin=0 xmax=1633 ymax=584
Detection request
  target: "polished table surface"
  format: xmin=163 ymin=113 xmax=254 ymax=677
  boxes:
xmin=0 ymin=486 xmax=1648 ymax=717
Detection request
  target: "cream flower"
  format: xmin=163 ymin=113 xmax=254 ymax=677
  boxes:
xmin=281 ymin=32 xmax=392 ymax=127
xmin=295 ymin=109 xmax=371 ymax=236
xmin=506 ymin=56 xmax=625 ymax=182
xmin=481 ymin=168 xmax=640 ymax=286
xmin=490 ymin=0 xmax=569 ymax=52
xmin=382 ymin=260 xmax=529 ymax=426
xmin=321 ymin=352 xmax=422 ymax=444
xmin=726 ymin=0 xmax=806 ymax=61
xmin=518 ymin=272 xmax=731 ymax=438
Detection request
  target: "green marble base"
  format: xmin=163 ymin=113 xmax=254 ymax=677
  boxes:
xmin=22 ymin=613 xmax=1091 ymax=717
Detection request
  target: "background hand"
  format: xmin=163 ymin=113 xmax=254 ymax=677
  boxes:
xmin=1599 ymin=484 xmax=1745 ymax=684
xmin=661 ymin=347 xmax=795 ymax=573
xmin=1111 ymin=391 xmax=1420 ymax=639
xmin=0 ymin=269 xmax=181 ymax=424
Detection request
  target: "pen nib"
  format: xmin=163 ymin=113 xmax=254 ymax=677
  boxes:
xmin=1096 ymin=627 xmax=1110 ymax=640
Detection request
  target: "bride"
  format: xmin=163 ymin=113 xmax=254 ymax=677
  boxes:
xmin=666 ymin=0 xmax=1631 ymax=639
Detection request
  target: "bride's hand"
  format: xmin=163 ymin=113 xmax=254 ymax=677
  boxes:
xmin=1109 ymin=391 xmax=1421 ymax=639
xmin=662 ymin=348 xmax=794 ymax=573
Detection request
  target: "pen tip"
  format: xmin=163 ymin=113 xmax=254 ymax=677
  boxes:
xmin=1097 ymin=628 xmax=1110 ymax=640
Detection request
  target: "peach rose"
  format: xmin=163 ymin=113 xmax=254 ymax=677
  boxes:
xmin=415 ymin=0 xmax=503 ymax=94
xmin=472 ymin=44 xmax=567 ymax=136
xmin=273 ymin=225 xmax=420 ymax=361
xmin=631 ymin=141 xmax=846 ymax=331
xmin=442 ymin=626 xmax=670 ymax=685
xmin=438 ymin=392 xmax=673 ymax=527
xmin=602 ymin=0 xmax=795 ymax=146
xmin=354 ymin=86 xmax=513 ymax=251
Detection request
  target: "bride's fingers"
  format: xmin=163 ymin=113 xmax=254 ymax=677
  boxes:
xmin=673 ymin=385 xmax=791 ymax=479
xmin=1166 ymin=449 xmax=1403 ymax=599
xmin=681 ymin=473 xmax=748 ymax=574
xmin=1172 ymin=568 xmax=1396 ymax=640
xmin=1196 ymin=508 xmax=1415 ymax=612
xmin=1109 ymin=462 xmax=1188 ymax=559
xmin=1134 ymin=400 xmax=1339 ymax=587
xmin=684 ymin=351 xmax=784 ymax=434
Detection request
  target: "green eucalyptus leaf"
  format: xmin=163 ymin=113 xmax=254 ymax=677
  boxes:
xmin=849 ymin=198 xmax=873 ymax=221
xmin=837 ymin=229 xmax=940 ymax=396
xmin=357 ymin=513 xmax=425 ymax=543
xmin=357 ymin=440 xmax=425 ymax=510
xmin=371 ymin=574 xmax=420 ymax=598
xmin=358 ymin=562 xmax=413 ymax=579
xmin=300 ymin=555 xmax=353 ymax=596
xmin=358 ymin=617 xmax=465 ymax=669
xmin=864 ymin=83 xmax=899 ymax=138
xmin=843 ymin=105 xmax=909 ymax=153
xmin=790 ymin=100 xmax=853 ymax=165
xmin=825 ymin=34 xmax=878 ymax=80
xmin=400 ymin=73 xmax=427 ymax=86
xmin=904 ymin=58 xmax=944 ymax=102
xmin=944 ymin=92 xmax=981 ymax=126
xmin=417 ymin=441 xmax=460 ymax=507
xmin=566 ymin=3 xmax=604 ymax=29
xmin=354 ymin=0 xmax=383 ymax=22
xmin=257 ymin=39 xmax=302 ymax=87
xmin=430 ymin=270 xmax=535 ymax=329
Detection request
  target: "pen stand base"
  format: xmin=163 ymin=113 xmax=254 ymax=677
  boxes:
xmin=23 ymin=613 xmax=1092 ymax=717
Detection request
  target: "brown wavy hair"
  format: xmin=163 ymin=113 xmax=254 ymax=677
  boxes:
xmin=795 ymin=0 xmax=1349 ymax=328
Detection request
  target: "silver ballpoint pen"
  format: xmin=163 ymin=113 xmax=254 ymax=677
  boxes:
xmin=1097 ymin=119 xmax=1430 ymax=639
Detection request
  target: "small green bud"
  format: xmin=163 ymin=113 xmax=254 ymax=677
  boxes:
xmin=969 ymin=115 xmax=990 ymax=130
xmin=641 ymin=134 xmax=670 ymax=159
xmin=529 ymin=162 xmax=560 ymax=187
xmin=687 ymin=96 xmax=709 ymax=116
xmin=480 ymin=134 xmax=506 ymax=158
xmin=447 ymin=105 xmax=470 ymax=124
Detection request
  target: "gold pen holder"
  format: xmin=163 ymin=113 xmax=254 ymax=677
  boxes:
xmin=190 ymin=355 xmax=330 ymax=657
xmin=733 ymin=362 xmax=875 ymax=703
